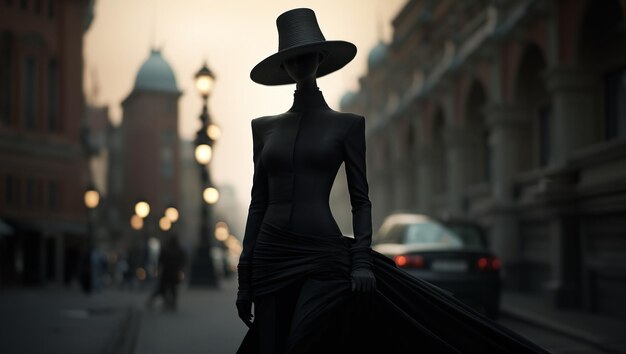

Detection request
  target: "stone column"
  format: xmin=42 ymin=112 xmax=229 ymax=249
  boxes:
xmin=485 ymin=103 xmax=532 ymax=289
xmin=545 ymin=67 xmax=601 ymax=165
xmin=485 ymin=103 xmax=532 ymax=201
xmin=544 ymin=67 xmax=597 ymax=306
xmin=416 ymin=146 xmax=435 ymax=214
xmin=444 ymin=127 xmax=478 ymax=216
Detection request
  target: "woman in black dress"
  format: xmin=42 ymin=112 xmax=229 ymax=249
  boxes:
xmin=236 ymin=7 xmax=551 ymax=354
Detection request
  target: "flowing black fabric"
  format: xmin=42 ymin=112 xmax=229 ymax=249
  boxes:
xmin=236 ymin=88 xmax=551 ymax=354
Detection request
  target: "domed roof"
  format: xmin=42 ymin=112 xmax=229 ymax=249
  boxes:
xmin=368 ymin=41 xmax=388 ymax=68
xmin=340 ymin=91 xmax=357 ymax=110
xmin=133 ymin=48 xmax=180 ymax=94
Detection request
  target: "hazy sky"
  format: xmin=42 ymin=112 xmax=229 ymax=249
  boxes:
xmin=84 ymin=0 xmax=406 ymax=210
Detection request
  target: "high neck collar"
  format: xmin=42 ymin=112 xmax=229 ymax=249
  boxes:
xmin=288 ymin=87 xmax=330 ymax=112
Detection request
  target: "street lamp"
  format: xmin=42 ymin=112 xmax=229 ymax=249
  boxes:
xmin=206 ymin=124 xmax=221 ymax=141
xmin=202 ymin=187 xmax=219 ymax=204
xmin=82 ymin=184 xmax=100 ymax=293
xmin=130 ymin=214 xmax=144 ymax=230
xmin=84 ymin=185 xmax=100 ymax=209
xmin=215 ymin=221 xmax=229 ymax=241
xmin=159 ymin=216 xmax=172 ymax=232
xmin=195 ymin=62 xmax=215 ymax=99
xmin=132 ymin=199 xmax=151 ymax=284
xmin=194 ymin=131 xmax=213 ymax=165
xmin=189 ymin=61 xmax=219 ymax=288
xmin=164 ymin=206 xmax=179 ymax=223
xmin=135 ymin=200 xmax=150 ymax=218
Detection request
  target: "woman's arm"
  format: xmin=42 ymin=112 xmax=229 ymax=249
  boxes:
xmin=343 ymin=115 xmax=374 ymax=272
xmin=239 ymin=118 xmax=269 ymax=265
xmin=237 ymin=118 xmax=268 ymax=326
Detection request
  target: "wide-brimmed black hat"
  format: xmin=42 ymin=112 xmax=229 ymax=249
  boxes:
xmin=250 ymin=8 xmax=357 ymax=86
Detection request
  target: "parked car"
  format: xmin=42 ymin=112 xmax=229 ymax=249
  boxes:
xmin=372 ymin=213 xmax=501 ymax=318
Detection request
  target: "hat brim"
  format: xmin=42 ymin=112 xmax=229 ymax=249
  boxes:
xmin=250 ymin=40 xmax=357 ymax=86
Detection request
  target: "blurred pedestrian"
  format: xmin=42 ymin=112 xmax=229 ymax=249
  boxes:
xmin=147 ymin=234 xmax=186 ymax=311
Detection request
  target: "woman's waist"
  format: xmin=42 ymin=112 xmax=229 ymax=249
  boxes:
xmin=263 ymin=204 xmax=342 ymax=233
xmin=257 ymin=220 xmax=352 ymax=247
xmin=253 ymin=221 xmax=353 ymax=271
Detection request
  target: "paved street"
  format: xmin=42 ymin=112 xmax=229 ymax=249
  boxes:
xmin=132 ymin=277 xmax=619 ymax=354
xmin=0 ymin=284 xmax=141 ymax=354
xmin=500 ymin=318 xmax=609 ymax=354
xmin=1 ymin=278 xmax=623 ymax=354
xmin=133 ymin=276 xmax=247 ymax=354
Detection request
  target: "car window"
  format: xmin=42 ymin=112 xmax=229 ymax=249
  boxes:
xmin=377 ymin=223 xmax=407 ymax=244
xmin=444 ymin=224 xmax=487 ymax=248
xmin=404 ymin=222 xmax=464 ymax=247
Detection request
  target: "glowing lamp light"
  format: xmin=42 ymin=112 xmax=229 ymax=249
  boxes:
xmin=215 ymin=222 xmax=229 ymax=241
xmin=215 ymin=231 xmax=229 ymax=241
xmin=135 ymin=201 xmax=150 ymax=218
xmin=84 ymin=189 xmax=100 ymax=209
xmin=130 ymin=214 xmax=144 ymax=230
xmin=225 ymin=235 xmax=241 ymax=250
xmin=215 ymin=221 xmax=229 ymax=231
xmin=203 ymin=187 xmax=219 ymax=204
xmin=195 ymin=62 xmax=215 ymax=98
xmin=159 ymin=216 xmax=172 ymax=231
xmin=207 ymin=124 xmax=221 ymax=141
xmin=165 ymin=207 xmax=179 ymax=223
xmin=194 ymin=144 xmax=212 ymax=165
xmin=195 ymin=76 xmax=213 ymax=96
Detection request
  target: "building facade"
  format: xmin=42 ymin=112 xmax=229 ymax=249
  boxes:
xmin=0 ymin=0 xmax=95 ymax=286
xmin=115 ymin=48 xmax=182 ymax=243
xmin=337 ymin=0 xmax=626 ymax=319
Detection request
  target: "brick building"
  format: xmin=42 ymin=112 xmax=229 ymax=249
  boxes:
xmin=0 ymin=0 xmax=95 ymax=286
xmin=114 ymin=48 xmax=182 ymax=243
xmin=337 ymin=0 xmax=626 ymax=319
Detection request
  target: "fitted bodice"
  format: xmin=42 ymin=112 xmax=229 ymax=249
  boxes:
xmin=239 ymin=88 xmax=373 ymax=265
xmin=260 ymin=105 xmax=347 ymax=235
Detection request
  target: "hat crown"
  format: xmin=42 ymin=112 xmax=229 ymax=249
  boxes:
xmin=276 ymin=8 xmax=326 ymax=52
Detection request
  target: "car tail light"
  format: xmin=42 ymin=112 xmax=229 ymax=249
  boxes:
xmin=393 ymin=254 xmax=424 ymax=268
xmin=477 ymin=256 xmax=500 ymax=271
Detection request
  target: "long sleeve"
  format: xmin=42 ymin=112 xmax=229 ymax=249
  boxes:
xmin=239 ymin=119 xmax=269 ymax=266
xmin=343 ymin=115 xmax=374 ymax=270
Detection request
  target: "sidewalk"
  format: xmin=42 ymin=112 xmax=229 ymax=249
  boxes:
xmin=501 ymin=291 xmax=626 ymax=354
xmin=133 ymin=276 xmax=248 ymax=354
xmin=0 ymin=284 xmax=142 ymax=354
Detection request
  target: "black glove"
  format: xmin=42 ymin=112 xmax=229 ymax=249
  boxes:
xmin=236 ymin=262 xmax=254 ymax=328
xmin=349 ymin=247 xmax=376 ymax=292
xmin=350 ymin=266 xmax=376 ymax=314
xmin=350 ymin=267 xmax=376 ymax=292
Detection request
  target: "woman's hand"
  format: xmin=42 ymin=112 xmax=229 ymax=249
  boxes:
xmin=351 ymin=268 xmax=376 ymax=311
xmin=236 ymin=262 xmax=254 ymax=328
xmin=350 ymin=267 xmax=376 ymax=292
xmin=236 ymin=292 xmax=253 ymax=328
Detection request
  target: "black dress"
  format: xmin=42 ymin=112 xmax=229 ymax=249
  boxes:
xmin=236 ymin=88 xmax=550 ymax=354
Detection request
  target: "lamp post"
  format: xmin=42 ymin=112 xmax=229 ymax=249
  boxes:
xmin=82 ymin=184 xmax=100 ymax=293
xmin=189 ymin=61 xmax=219 ymax=287
xmin=133 ymin=199 xmax=151 ymax=285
